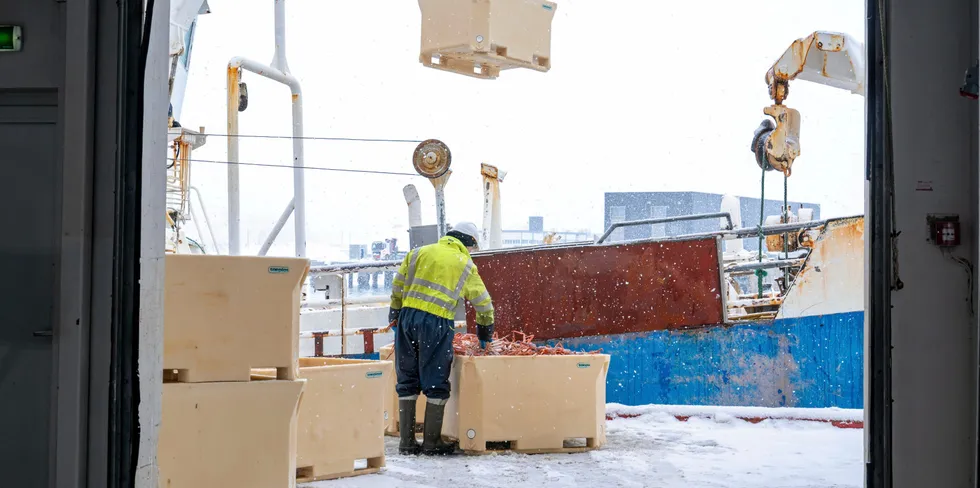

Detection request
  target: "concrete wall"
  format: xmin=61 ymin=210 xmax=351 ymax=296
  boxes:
xmin=888 ymin=0 xmax=979 ymax=484
xmin=137 ymin=0 xmax=170 ymax=486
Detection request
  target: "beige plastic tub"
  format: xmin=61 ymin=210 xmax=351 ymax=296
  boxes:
xmin=443 ymin=353 xmax=611 ymax=453
xmin=158 ymin=379 xmax=305 ymax=488
xmin=418 ymin=0 xmax=557 ymax=79
xmin=288 ymin=358 xmax=391 ymax=482
xmin=163 ymin=254 xmax=308 ymax=382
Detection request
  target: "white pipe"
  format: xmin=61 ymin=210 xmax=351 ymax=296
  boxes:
xmin=270 ymin=0 xmax=290 ymax=74
xmin=301 ymin=294 xmax=391 ymax=309
xmin=491 ymin=170 xmax=506 ymax=249
xmin=340 ymin=276 xmax=347 ymax=355
xmin=227 ymin=56 xmax=306 ymax=258
xmin=720 ymin=194 xmax=744 ymax=254
xmin=435 ymin=185 xmax=447 ymax=236
xmin=482 ymin=181 xmax=492 ymax=248
xmin=291 ymin=85 xmax=307 ymax=258
xmin=190 ymin=186 xmax=220 ymax=254
xmin=225 ymin=0 xmax=305 ymax=257
xmin=226 ymin=67 xmax=241 ymax=255
xmin=188 ymin=201 xmax=206 ymax=251
xmin=300 ymin=330 xmax=341 ymax=339
xmin=489 ymin=194 xmax=502 ymax=249
xmin=481 ymin=164 xmax=504 ymax=249
xmin=299 ymin=328 xmax=388 ymax=339
xmin=258 ymin=199 xmax=295 ymax=256
xmin=429 ymin=171 xmax=451 ymax=237
xmin=403 ymin=184 xmax=422 ymax=227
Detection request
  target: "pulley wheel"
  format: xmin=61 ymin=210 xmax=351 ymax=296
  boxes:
xmin=750 ymin=119 xmax=776 ymax=172
xmin=412 ymin=139 xmax=452 ymax=179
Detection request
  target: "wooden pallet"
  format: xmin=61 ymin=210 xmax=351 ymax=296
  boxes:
xmin=163 ymin=365 xmax=295 ymax=383
xmin=459 ymin=437 xmax=601 ymax=456
xmin=296 ymin=456 xmax=384 ymax=483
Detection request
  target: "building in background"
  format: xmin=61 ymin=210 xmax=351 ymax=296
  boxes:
xmin=349 ymin=244 xmax=368 ymax=260
xmin=603 ymin=191 xmax=821 ymax=251
xmin=502 ymin=216 xmax=593 ymax=247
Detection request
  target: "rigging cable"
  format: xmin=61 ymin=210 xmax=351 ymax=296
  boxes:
xmin=196 ymin=132 xmax=425 ymax=144
xmin=783 ymin=173 xmax=790 ymax=287
xmin=167 ymin=157 xmax=419 ymax=177
xmin=755 ymin=164 xmax=767 ymax=298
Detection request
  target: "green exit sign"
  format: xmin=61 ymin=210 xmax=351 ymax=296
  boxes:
xmin=0 ymin=26 xmax=22 ymax=52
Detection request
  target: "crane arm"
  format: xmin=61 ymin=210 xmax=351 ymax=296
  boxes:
xmin=752 ymin=31 xmax=866 ymax=176
xmin=766 ymin=31 xmax=866 ymax=103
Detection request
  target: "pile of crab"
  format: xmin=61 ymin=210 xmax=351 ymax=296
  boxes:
xmin=453 ymin=331 xmax=601 ymax=356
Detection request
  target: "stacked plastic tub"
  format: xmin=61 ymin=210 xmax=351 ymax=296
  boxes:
xmin=157 ymin=255 xmax=309 ymax=487
xmin=158 ymin=254 xmax=391 ymax=486
xmin=157 ymin=255 xmax=309 ymax=488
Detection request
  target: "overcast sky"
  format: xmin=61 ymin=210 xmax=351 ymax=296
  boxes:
xmin=179 ymin=0 xmax=866 ymax=260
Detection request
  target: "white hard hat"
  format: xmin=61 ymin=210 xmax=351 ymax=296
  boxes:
xmin=451 ymin=221 xmax=480 ymax=242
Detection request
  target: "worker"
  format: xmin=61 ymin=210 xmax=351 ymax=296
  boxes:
xmin=388 ymin=221 xmax=495 ymax=456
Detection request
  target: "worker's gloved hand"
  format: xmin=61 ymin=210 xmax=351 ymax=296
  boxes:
xmin=388 ymin=308 xmax=400 ymax=327
xmin=477 ymin=323 xmax=494 ymax=344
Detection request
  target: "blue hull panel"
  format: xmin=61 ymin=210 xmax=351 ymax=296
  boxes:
xmin=548 ymin=311 xmax=864 ymax=409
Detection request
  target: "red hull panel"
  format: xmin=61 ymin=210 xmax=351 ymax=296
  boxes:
xmin=465 ymin=238 xmax=725 ymax=340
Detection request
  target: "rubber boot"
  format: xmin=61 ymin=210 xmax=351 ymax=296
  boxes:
xmin=398 ymin=399 xmax=421 ymax=455
xmin=422 ymin=402 xmax=458 ymax=455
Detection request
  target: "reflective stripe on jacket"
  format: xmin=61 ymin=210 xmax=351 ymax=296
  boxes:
xmin=389 ymin=235 xmax=494 ymax=326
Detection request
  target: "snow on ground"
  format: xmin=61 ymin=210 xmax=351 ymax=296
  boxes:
xmin=302 ymin=409 xmax=864 ymax=488
xmin=606 ymin=403 xmax=864 ymax=423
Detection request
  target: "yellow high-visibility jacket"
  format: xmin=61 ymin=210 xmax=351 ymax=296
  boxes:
xmin=390 ymin=236 xmax=494 ymax=326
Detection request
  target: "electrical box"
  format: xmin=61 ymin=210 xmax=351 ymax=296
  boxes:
xmin=927 ymin=214 xmax=961 ymax=247
xmin=409 ymin=224 xmax=439 ymax=249
xmin=417 ymin=0 xmax=557 ymax=79
xmin=310 ymin=273 xmax=342 ymax=300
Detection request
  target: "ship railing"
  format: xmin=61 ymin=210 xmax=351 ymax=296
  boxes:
xmin=299 ymin=215 xmax=862 ymax=355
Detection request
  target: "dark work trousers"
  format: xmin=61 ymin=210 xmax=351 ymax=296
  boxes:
xmin=394 ymin=307 xmax=455 ymax=401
